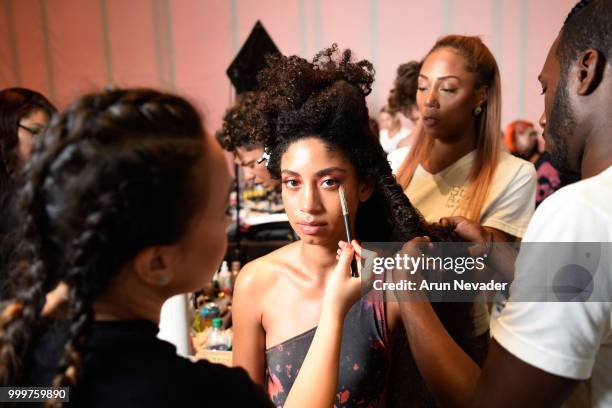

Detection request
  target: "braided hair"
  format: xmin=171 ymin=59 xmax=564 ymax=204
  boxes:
xmin=0 ymin=89 xmax=207 ymax=405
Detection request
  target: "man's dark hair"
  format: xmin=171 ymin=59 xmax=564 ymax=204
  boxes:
xmin=558 ymin=0 xmax=611 ymax=74
xmin=216 ymin=91 xmax=263 ymax=152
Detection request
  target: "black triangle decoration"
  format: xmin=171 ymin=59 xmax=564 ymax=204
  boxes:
xmin=226 ymin=21 xmax=282 ymax=94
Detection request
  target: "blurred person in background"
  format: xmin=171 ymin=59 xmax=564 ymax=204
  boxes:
xmin=505 ymin=119 xmax=579 ymax=206
xmin=217 ymin=91 xmax=279 ymax=192
xmin=0 ymin=87 xmax=56 ymax=218
xmin=0 ymin=87 xmax=56 ymax=299
xmin=387 ymin=61 xmax=422 ymax=172
xmin=378 ymin=105 xmax=410 ymax=154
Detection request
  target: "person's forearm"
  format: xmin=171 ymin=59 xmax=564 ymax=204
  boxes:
xmin=398 ymin=300 xmax=481 ymax=407
xmin=284 ymin=308 xmax=343 ymax=408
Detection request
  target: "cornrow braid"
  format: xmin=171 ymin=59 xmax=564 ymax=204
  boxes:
xmin=48 ymin=286 xmax=93 ymax=407
xmin=0 ymin=88 xmax=208 ymax=405
xmin=47 ymin=204 xmax=110 ymax=405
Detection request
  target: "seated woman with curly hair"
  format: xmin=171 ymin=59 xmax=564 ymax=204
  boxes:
xmin=232 ymin=46 xmax=480 ymax=407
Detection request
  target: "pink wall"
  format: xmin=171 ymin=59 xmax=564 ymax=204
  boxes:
xmin=0 ymin=0 xmax=576 ymax=133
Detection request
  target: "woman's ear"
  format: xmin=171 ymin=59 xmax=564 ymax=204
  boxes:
xmin=475 ymin=86 xmax=488 ymax=108
xmin=358 ymin=180 xmax=375 ymax=202
xmin=131 ymin=246 xmax=175 ymax=287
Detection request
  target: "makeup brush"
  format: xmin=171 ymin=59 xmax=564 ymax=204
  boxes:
xmin=339 ymin=186 xmax=359 ymax=278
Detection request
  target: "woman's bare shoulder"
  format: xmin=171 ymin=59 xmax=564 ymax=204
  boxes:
xmin=235 ymin=242 xmax=301 ymax=291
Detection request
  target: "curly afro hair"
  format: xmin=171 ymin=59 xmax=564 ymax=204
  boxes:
xmin=216 ymin=91 xmax=263 ymax=152
xmin=387 ymin=60 xmax=421 ymax=116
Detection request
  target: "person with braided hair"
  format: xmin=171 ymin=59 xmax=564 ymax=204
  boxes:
xmin=0 ymin=88 xmax=365 ymax=407
xmin=232 ymin=45 xmax=480 ymax=407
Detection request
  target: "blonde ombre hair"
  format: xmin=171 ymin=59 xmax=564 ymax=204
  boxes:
xmin=397 ymin=35 xmax=501 ymax=222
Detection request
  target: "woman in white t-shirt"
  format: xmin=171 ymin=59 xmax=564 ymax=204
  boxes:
xmin=378 ymin=106 xmax=410 ymax=153
xmin=396 ymin=35 xmax=537 ymax=339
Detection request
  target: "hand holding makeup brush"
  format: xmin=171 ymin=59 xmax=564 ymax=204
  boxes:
xmin=339 ymin=186 xmax=359 ymax=277
xmin=322 ymin=242 xmax=363 ymax=317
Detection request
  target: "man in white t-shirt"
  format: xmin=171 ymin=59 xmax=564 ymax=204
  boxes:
xmin=394 ymin=1 xmax=612 ymax=406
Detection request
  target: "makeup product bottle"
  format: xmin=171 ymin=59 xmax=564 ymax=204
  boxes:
xmin=218 ymin=261 xmax=233 ymax=295
xmin=207 ymin=318 xmax=230 ymax=351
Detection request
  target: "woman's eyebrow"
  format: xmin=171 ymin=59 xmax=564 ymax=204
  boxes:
xmin=281 ymin=167 xmax=347 ymax=177
xmin=419 ymin=74 xmax=462 ymax=81
xmin=281 ymin=169 xmax=300 ymax=177
xmin=315 ymin=167 xmax=347 ymax=177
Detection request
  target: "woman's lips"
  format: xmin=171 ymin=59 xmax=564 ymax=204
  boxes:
xmin=296 ymin=222 xmax=327 ymax=235
xmin=423 ymin=117 xmax=440 ymax=127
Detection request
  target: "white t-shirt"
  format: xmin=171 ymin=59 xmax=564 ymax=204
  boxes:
xmin=405 ymin=150 xmax=537 ymax=335
xmin=388 ymin=145 xmax=410 ymax=174
xmin=405 ymin=150 xmax=536 ymax=236
xmin=379 ymin=127 xmax=410 ymax=154
xmin=491 ymin=165 xmax=612 ymax=407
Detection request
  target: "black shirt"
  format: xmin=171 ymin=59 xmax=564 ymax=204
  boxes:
xmin=0 ymin=192 xmax=19 ymax=300
xmin=24 ymin=319 xmax=273 ymax=407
